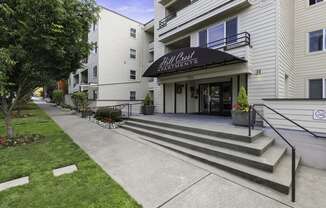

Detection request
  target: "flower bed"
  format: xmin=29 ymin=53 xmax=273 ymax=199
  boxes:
xmin=0 ymin=134 xmax=45 ymax=148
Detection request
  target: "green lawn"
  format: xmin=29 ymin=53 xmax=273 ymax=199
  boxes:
xmin=0 ymin=104 xmax=141 ymax=208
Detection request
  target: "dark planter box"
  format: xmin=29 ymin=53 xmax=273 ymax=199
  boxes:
xmin=142 ymin=105 xmax=155 ymax=115
xmin=232 ymin=110 xmax=255 ymax=127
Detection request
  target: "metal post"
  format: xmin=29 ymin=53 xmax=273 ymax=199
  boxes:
xmin=248 ymin=105 xmax=252 ymax=137
xmin=292 ymin=148 xmax=296 ymax=202
xmin=128 ymin=104 xmax=130 ymax=118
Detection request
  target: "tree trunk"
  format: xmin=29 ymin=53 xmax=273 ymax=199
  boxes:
xmin=5 ymin=113 xmax=14 ymax=139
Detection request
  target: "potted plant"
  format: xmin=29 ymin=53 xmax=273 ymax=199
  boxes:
xmin=71 ymin=92 xmax=89 ymax=118
xmin=142 ymin=94 xmax=154 ymax=115
xmin=231 ymin=86 xmax=254 ymax=126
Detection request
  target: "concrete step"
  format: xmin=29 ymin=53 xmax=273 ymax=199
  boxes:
xmin=128 ymin=131 xmax=300 ymax=194
xmin=121 ymin=125 xmax=285 ymax=172
xmin=123 ymin=121 xmax=274 ymax=156
xmin=129 ymin=117 xmax=262 ymax=143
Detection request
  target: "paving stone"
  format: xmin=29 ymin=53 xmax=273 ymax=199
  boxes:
xmin=0 ymin=177 xmax=29 ymax=192
xmin=53 ymin=164 xmax=78 ymax=177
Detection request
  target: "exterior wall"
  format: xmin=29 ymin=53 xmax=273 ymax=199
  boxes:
xmin=276 ymin=0 xmax=295 ymax=98
xmin=294 ymin=0 xmax=326 ymax=98
xmin=68 ymin=8 xmax=151 ymax=107
xmin=154 ymin=0 xmax=279 ymax=109
xmin=263 ymin=99 xmax=326 ymax=169
xmin=264 ymin=99 xmax=326 ymax=134
xmin=97 ymin=8 xmax=148 ymax=104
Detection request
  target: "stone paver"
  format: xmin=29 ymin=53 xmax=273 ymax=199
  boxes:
xmin=0 ymin=177 xmax=29 ymax=192
xmin=39 ymin=103 xmax=326 ymax=208
xmin=53 ymin=165 xmax=78 ymax=177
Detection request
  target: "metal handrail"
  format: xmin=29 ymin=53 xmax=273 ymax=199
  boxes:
xmin=98 ymin=102 xmax=144 ymax=118
xmin=253 ymin=104 xmax=326 ymax=139
xmin=158 ymin=13 xmax=177 ymax=29
xmin=248 ymin=104 xmax=296 ymax=202
xmin=200 ymin=32 xmax=251 ymax=50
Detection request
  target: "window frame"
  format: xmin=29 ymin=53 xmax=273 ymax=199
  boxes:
xmin=308 ymin=78 xmax=326 ymax=99
xmin=130 ymin=70 xmax=136 ymax=80
xmin=308 ymin=29 xmax=326 ymax=53
xmin=198 ymin=16 xmax=238 ymax=48
xmin=130 ymin=91 xmax=136 ymax=101
xmin=130 ymin=49 xmax=136 ymax=59
xmin=309 ymin=0 xmax=324 ymax=6
xmin=93 ymin=66 xmax=98 ymax=78
xmin=130 ymin=28 xmax=136 ymax=38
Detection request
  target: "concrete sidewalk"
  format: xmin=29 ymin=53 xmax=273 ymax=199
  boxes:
xmin=39 ymin=103 xmax=325 ymax=208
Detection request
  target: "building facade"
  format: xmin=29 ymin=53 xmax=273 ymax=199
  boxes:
xmin=144 ymin=0 xmax=326 ymax=117
xmin=68 ymin=7 xmax=154 ymax=107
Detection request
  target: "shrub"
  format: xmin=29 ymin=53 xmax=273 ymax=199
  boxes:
xmin=233 ymin=86 xmax=249 ymax=112
xmin=0 ymin=134 xmax=45 ymax=147
xmin=52 ymin=90 xmax=64 ymax=105
xmin=71 ymin=92 xmax=88 ymax=112
xmin=144 ymin=94 xmax=153 ymax=106
xmin=95 ymin=107 xmax=122 ymax=123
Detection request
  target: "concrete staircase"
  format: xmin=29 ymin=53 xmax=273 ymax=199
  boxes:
xmin=120 ymin=117 xmax=300 ymax=194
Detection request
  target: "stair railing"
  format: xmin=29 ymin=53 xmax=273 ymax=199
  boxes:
xmin=248 ymin=104 xmax=296 ymax=202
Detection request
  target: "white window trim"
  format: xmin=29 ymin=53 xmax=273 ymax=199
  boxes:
xmin=197 ymin=16 xmax=238 ymax=48
xmin=307 ymin=0 xmax=325 ymax=7
xmin=307 ymin=78 xmax=326 ymax=98
xmin=308 ymin=28 xmax=326 ymax=54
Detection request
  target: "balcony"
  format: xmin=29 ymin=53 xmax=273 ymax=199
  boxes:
xmin=202 ymin=32 xmax=251 ymax=61
xmin=148 ymin=41 xmax=154 ymax=52
xmin=158 ymin=0 xmax=251 ymax=42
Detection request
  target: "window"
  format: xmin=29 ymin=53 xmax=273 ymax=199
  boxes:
xmin=130 ymin=49 xmax=136 ymax=59
xmin=309 ymin=0 xmax=323 ymax=6
xmin=309 ymin=78 xmax=326 ymax=98
xmin=130 ymin=28 xmax=136 ymax=38
xmin=93 ymin=66 xmax=97 ymax=78
xmin=309 ymin=29 xmax=324 ymax=52
xmin=208 ymin=23 xmax=224 ymax=48
xmin=93 ymin=42 xmax=98 ymax=53
xmin=130 ymin=91 xmax=136 ymax=101
xmin=199 ymin=30 xmax=207 ymax=47
xmin=226 ymin=17 xmax=238 ymax=44
xmin=130 ymin=70 xmax=136 ymax=80
xmin=93 ymin=90 xmax=98 ymax=100
xmin=201 ymin=17 xmax=238 ymax=48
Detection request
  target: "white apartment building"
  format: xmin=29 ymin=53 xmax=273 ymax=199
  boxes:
xmin=68 ymin=7 xmax=154 ymax=107
xmin=141 ymin=0 xmax=326 ymax=131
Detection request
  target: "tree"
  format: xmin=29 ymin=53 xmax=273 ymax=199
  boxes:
xmin=0 ymin=0 xmax=99 ymax=138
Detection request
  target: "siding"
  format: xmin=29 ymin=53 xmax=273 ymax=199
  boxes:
xmin=264 ymin=100 xmax=326 ymax=134
xmin=294 ymin=1 xmax=326 ymax=98
xmin=277 ymin=0 xmax=295 ymax=98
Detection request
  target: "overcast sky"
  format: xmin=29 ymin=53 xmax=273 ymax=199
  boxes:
xmin=96 ymin=0 xmax=154 ymax=23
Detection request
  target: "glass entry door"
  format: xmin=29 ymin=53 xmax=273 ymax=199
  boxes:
xmin=199 ymin=82 xmax=232 ymax=115
xmin=209 ymin=84 xmax=222 ymax=114
xmin=199 ymin=84 xmax=209 ymax=113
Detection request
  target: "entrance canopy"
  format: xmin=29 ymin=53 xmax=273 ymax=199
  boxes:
xmin=143 ymin=47 xmax=246 ymax=77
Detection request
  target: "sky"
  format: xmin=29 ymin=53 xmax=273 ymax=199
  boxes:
xmin=96 ymin=0 xmax=154 ymax=23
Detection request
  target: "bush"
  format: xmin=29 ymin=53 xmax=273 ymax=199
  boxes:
xmin=144 ymin=94 xmax=153 ymax=106
xmin=52 ymin=90 xmax=64 ymax=105
xmin=95 ymin=107 xmax=122 ymax=123
xmin=71 ymin=92 xmax=88 ymax=112
xmin=233 ymin=86 xmax=249 ymax=112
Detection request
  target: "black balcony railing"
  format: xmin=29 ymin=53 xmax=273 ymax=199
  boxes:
xmin=158 ymin=0 xmax=200 ymax=29
xmin=200 ymin=32 xmax=251 ymax=51
xmin=159 ymin=13 xmax=177 ymax=29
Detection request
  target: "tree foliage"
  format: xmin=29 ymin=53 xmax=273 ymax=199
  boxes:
xmin=0 ymin=0 xmax=99 ymax=138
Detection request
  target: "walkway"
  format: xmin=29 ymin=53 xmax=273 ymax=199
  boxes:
xmin=39 ymin=103 xmax=326 ymax=208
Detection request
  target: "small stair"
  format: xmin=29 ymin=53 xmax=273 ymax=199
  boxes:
xmin=121 ymin=117 xmax=300 ymax=194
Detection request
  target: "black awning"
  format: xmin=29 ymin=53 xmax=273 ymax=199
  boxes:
xmin=143 ymin=47 xmax=246 ymax=77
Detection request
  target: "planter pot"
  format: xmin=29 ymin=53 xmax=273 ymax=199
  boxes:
xmin=142 ymin=105 xmax=155 ymax=115
xmin=231 ymin=110 xmax=255 ymax=127
xmin=81 ymin=111 xmax=87 ymax=118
